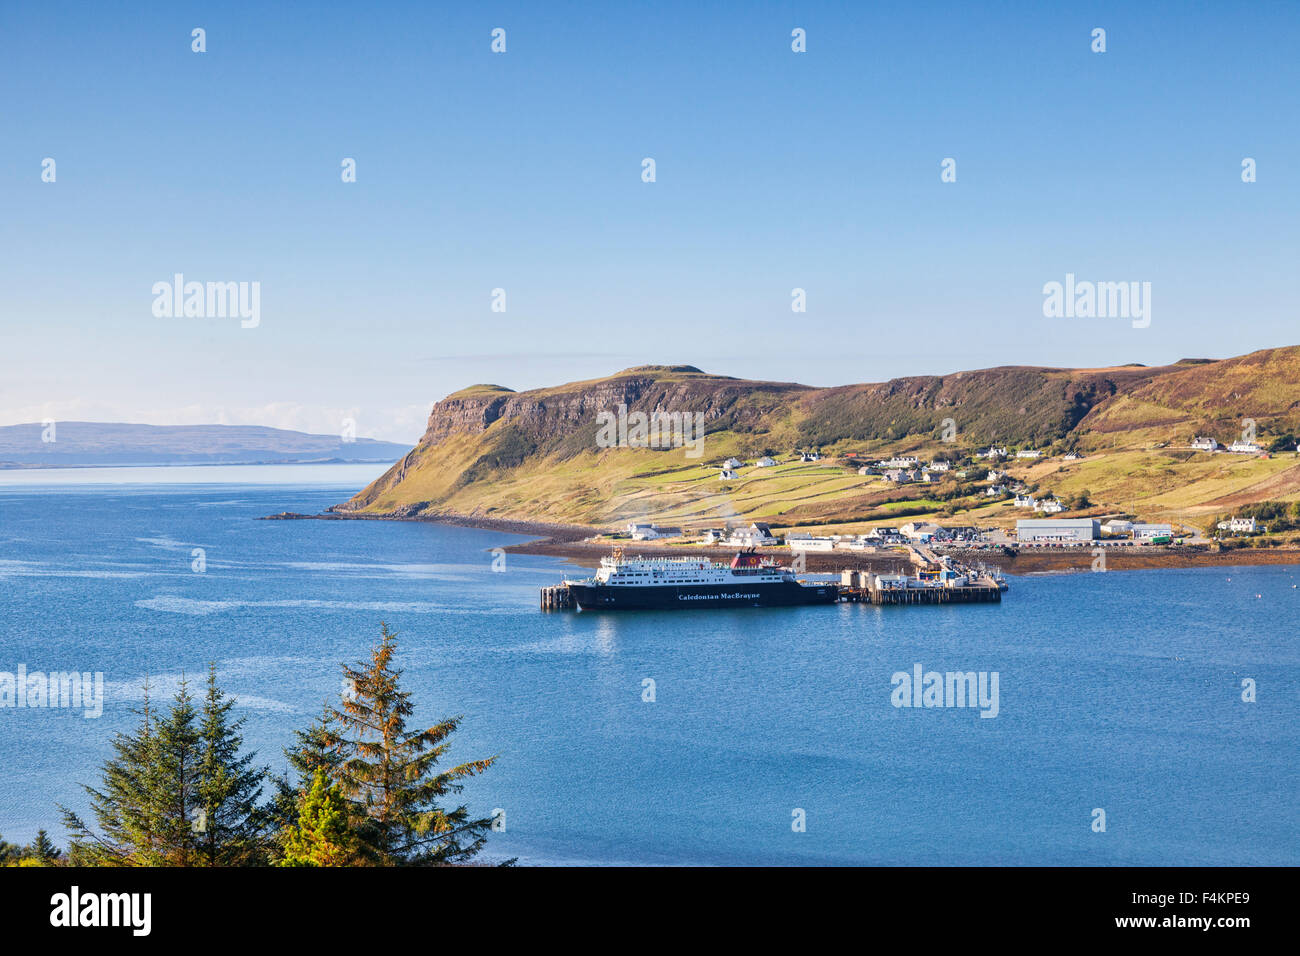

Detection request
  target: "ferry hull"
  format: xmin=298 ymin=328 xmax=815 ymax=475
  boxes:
xmin=566 ymin=580 xmax=838 ymax=611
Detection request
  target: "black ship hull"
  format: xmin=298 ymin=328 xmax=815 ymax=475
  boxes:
xmin=566 ymin=580 xmax=839 ymax=611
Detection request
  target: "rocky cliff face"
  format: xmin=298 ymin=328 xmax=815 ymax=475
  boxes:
xmin=336 ymin=348 xmax=1300 ymax=520
xmin=418 ymin=368 xmax=810 ymax=450
xmin=421 ymin=393 xmax=512 ymax=444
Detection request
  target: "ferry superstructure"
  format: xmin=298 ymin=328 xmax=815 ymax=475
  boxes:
xmin=563 ymin=550 xmax=838 ymax=611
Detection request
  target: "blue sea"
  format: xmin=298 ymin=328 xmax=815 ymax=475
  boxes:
xmin=1 ymin=472 xmax=1297 ymax=864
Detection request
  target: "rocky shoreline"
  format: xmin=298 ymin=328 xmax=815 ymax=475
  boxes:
xmin=262 ymin=510 xmax=1300 ymax=576
xmin=502 ymin=537 xmax=1300 ymax=575
xmin=261 ymin=510 xmax=596 ymax=542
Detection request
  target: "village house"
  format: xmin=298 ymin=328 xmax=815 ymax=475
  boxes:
xmin=986 ymin=484 xmax=1007 ymax=496
xmin=627 ymin=523 xmax=682 ymax=540
xmin=1034 ymin=499 xmax=1064 ymax=514
xmin=1014 ymin=494 xmax=1035 ymax=508
xmin=879 ymin=455 xmax=920 ymax=469
xmin=722 ymin=457 xmax=743 ymax=469
xmin=720 ymin=469 xmax=738 ymax=480
xmin=1015 ymin=449 xmax=1043 ymax=459
xmin=1219 ymin=516 xmax=1259 ymax=534
xmin=900 ymin=521 xmax=942 ymax=542
xmin=1191 ymin=436 xmax=1220 ymax=451
xmin=980 ymin=447 xmax=1008 ymax=459
xmin=755 ymin=456 xmax=778 ymax=467
xmin=1228 ymin=440 xmax=1261 ymax=454
xmin=729 ymin=522 xmax=779 ymax=547
xmin=927 ymin=460 xmax=951 ymax=472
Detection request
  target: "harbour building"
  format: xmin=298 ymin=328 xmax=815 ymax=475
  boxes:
xmin=1015 ymin=518 xmax=1099 ymax=543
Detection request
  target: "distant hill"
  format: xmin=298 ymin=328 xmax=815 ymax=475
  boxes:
xmin=333 ymin=348 xmax=1300 ymax=534
xmin=0 ymin=422 xmax=411 ymax=468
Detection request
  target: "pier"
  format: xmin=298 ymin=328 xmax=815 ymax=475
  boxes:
xmin=540 ymin=585 xmax=575 ymax=610
xmin=837 ymin=556 xmax=1005 ymax=605
xmin=837 ymin=579 xmax=1003 ymax=605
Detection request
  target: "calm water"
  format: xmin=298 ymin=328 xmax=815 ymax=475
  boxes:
xmin=1 ymin=479 xmax=1297 ymax=864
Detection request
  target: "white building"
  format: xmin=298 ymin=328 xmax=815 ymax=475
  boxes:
xmin=799 ymin=451 xmax=821 ymax=462
xmin=928 ymin=460 xmax=951 ymax=472
xmin=986 ymin=484 xmax=1007 ymax=496
xmin=755 ymin=456 xmax=778 ymax=467
xmin=722 ymin=457 xmax=743 ymax=469
xmin=1034 ymin=499 xmax=1064 ymax=514
xmin=980 ymin=447 xmax=1008 ymax=459
xmin=720 ymin=469 xmax=738 ymax=480
xmin=1015 ymin=449 xmax=1043 ymax=459
xmin=1016 ymin=518 xmax=1099 ymax=543
xmin=1132 ymin=523 xmax=1173 ymax=540
xmin=1013 ymin=494 xmax=1035 ymax=508
xmin=879 ymin=455 xmax=920 ymax=469
xmin=627 ymin=523 xmax=682 ymax=540
xmin=900 ymin=521 xmax=941 ymax=542
xmin=883 ymin=469 xmax=915 ymax=484
xmin=1227 ymin=516 xmax=1258 ymax=534
xmin=1102 ymin=519 xmax=1133 ymax=535
xmin=724 ymin=522 xmax=778 ymax=547
xmin=1063 ymin=452 xmax=1081 ymax=461
xmin=1228 ymin=440 xmax=1261 ymax=454
xmin=788 ymin=536 xmax=835 ymax=551
xmin=1191 ymin=436 xmax=1220 ymax=451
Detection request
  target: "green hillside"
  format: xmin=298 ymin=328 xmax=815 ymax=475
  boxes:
xmin=334 ymin=348 xmax=1300 ymax=536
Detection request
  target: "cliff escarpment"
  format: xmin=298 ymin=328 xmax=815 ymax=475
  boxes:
xmin=331 ymin=348 xmax=1300 ymax=532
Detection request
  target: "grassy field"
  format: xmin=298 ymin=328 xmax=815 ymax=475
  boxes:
xmin=353 ymin=435 xmax=1300 ymax=536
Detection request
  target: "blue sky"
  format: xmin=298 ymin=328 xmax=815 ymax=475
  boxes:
xmin=2 ymin=1 xmax=1297 ymax=442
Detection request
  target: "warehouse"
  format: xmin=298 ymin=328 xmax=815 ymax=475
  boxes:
xmin=1015 ymin=518 xmax=1100 ymax=543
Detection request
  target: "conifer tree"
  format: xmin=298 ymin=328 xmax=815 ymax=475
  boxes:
xmin=64 ymin=670 xmax=268 ymax=866
xmin=29 ymin=829 xmax=60 ymax=864
xmin=277 ymin=768 xmax=357 ymax=866
xmin=195 ymin=664 xmax=269 ymax=866
xmin=269 ymin=704 xmax=343 ymax=837
xmin=326 ymin=623 xmax=497 ymax=865
xmin=61 ymin=682 xmax=162 ymax=865
xmin=138 ymin=676 xmax=203 ymax=864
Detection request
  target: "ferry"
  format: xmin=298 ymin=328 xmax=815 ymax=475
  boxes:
xmin=564 ymin=550 xmax=838 ymax=611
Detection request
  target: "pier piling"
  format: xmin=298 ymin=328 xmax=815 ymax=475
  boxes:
xmin=540 ymin=585 xmax=575 ymax=610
